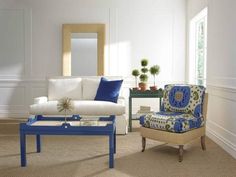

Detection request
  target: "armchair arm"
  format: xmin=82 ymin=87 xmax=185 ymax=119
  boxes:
xmin=34 ymin=96 xmax=48 ymax=104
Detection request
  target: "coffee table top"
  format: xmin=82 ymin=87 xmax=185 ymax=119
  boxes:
xmin=24 ymin=115 xmax=115 ymax=128
xmin=30 ymin=120 xmax=112 ymax=127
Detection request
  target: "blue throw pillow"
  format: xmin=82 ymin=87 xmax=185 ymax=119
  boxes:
xmin=95 ymin=77 xmax=123 ymax=103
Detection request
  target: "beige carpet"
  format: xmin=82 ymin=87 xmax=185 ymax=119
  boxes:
xmin=0 ymin=130 xmax=236 ymax=177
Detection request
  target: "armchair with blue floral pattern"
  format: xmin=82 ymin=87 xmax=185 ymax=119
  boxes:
xmin=140 ymin=84 xmax=208 ymax=162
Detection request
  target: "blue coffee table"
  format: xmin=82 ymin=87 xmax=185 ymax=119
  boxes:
xmin=19 ymin=115 xmax=116 ymax=168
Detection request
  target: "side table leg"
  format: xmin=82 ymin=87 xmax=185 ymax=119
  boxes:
xmin=20 ymin=132 xmax=26 ymax=167
xmin=109 ymin=134 xmax=114 ymax=168
xmin=129 ymin=97 xmax=132 ymax=132
xmin=36 ymin=134 xmax=41 ymax=153
xmin=159 ymin=98 xmax=162 ymax=110
xmin=114 ymin=129 xmax=116 ymax=154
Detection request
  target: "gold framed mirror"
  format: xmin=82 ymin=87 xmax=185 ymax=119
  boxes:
xmin=62 ymin=24 xmax=105 ymax=76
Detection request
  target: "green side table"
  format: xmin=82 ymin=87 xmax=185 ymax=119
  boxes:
xmin=129 ymin=88 xmax=164 ymax=132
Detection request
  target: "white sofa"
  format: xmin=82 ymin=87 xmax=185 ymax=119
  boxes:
xmin=29 ymin=76 xmax=127 ymax=134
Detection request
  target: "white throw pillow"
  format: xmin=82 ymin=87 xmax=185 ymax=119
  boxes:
xmin=82 ymin=78 xmax=100 ymax=100
xmin=48 ymin=78 xmax=82 ymax=101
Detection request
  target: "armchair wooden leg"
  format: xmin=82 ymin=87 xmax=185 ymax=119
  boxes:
xmin=179 ymin=145 xmax=184 ymax=162
xmin=201 ymin=135 xmax=206 ymax=150
xmin=141 ymin=137 xmax=146 ymax=152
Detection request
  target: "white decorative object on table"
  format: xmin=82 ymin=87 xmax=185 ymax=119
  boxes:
xmin=57 ymin=97 xmax=74 ymax=124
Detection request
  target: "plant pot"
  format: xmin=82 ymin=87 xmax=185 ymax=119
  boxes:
xmin=132 ymin=87 xmax=139 ymax=91
xmin=150 ymin=86 xmax=157 ymax=91
xmin=139 ymin=83 xmax=147 ymax=91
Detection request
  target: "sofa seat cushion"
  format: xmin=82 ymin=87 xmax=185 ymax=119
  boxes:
xmin=30 ymin=100 xmax=125 ymax=116
xmin=140 ymin=112 xmax=204 ymax=133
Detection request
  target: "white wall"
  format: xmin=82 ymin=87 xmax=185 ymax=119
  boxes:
xmin=207 ymin=0 xmax=236 ymax=159
xmin=187 ymin=0 xmax=208 ymax=20
xmin=187 ymin=0 xmax=236 ymax=159
xmin=0 ymin=0 xmax=186 ymax=117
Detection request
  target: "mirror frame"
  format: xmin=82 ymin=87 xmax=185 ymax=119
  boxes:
xmin=62 ymin=24 xmax=105 ymax=76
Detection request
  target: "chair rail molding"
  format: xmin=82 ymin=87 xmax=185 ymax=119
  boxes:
xmin=0 ymin=79 xmax=47 ymax=118
xmin=207 ymin=76 xmax=236 ymax=92
xmin=207 ymin=84 xmax=236 ymax=102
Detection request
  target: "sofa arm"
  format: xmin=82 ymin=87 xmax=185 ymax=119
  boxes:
xmin=34 ymin=96 xmax=48 ymax=104
xmin=117 ymin=96 xmax=125 ymax=105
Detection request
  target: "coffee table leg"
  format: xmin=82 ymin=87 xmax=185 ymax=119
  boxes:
xmin=20 ymin=132 xmax=26 ymax=167
xmin=109 ymin=134 xmax=114 ymax=168
xmin=36 ymin=134 xmax=41 ymax=153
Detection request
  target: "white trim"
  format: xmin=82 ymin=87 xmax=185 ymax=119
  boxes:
xmin=207 ymin=77 xmax=236 ymax=90
xmin=206 ymin=84 xmax=236 ymax=159
xmin=0 ymin=79 xmax=46 ymax=83
xmin=207 ymin=84 xmax=236 ymax=93
xmin=192 ymin=8 xmax=208 ymax=22
xmin=207 ymin=85 xmax=236 ymax=104
xmin=207 ymin=120 xmax=236 ymax=139
xmin=0 ymin=112 xmax=28 ymax=118
xmin=207 ymin=127 xmax=236 ymax=159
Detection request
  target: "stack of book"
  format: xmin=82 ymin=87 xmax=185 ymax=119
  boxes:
xmin=132 ymin=106 xmax=154 ymax=120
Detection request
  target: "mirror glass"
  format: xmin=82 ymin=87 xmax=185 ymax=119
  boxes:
xmin=71 ymin=33 xmax=97 ymax=76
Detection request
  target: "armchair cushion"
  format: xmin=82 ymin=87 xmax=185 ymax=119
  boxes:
xmin=163 ymin=85 xmax=205 ymax=118
xmin=140 ymin=112 xmax=204 ymax=133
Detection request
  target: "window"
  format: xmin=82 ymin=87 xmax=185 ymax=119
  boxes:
xmin=189 ymin=8 xmax=208 ymax=86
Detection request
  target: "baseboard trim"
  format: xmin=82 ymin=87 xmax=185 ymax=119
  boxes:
xmin=0 ymin=113 xmax=28 ymax=119
xmin=0 ymin=119 xmax=24 ymax=135
xmin=0 ymin=118 xmax=27 ymax=123
xmin=206 ymin=126 xmax=236 ymax=159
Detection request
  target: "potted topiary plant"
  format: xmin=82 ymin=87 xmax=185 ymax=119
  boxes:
xmin=139 ymin=74 xmax=148 ymax=91
xmin=149 ymin=65 xmax=160 ymax=91
xmin=132 ymin=69 xmax=140 ymax=90
xmin=138 ymin=59 xmax=149 ymax=91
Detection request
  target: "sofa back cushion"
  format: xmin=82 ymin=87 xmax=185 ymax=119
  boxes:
xmin=82 ymin=78 xmax=100 ymax=100
xmin=94 ymin=77 xmax=123 ymax=103
xmin=48 ymin=78 xmax=82 ymax=101
xmin=163 ymin=84 xmax=205 ymax=118
xmin=82 ymin=76 xmax=124 ymax=100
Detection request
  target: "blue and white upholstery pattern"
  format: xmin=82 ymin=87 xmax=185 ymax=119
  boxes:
xmin=140 ymin=112 xmax=204 ymax=133
xmin=140 ymin=85 xmax=206 ymax=133
xmin=163 ymin=85 xmax=205 ymax=118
